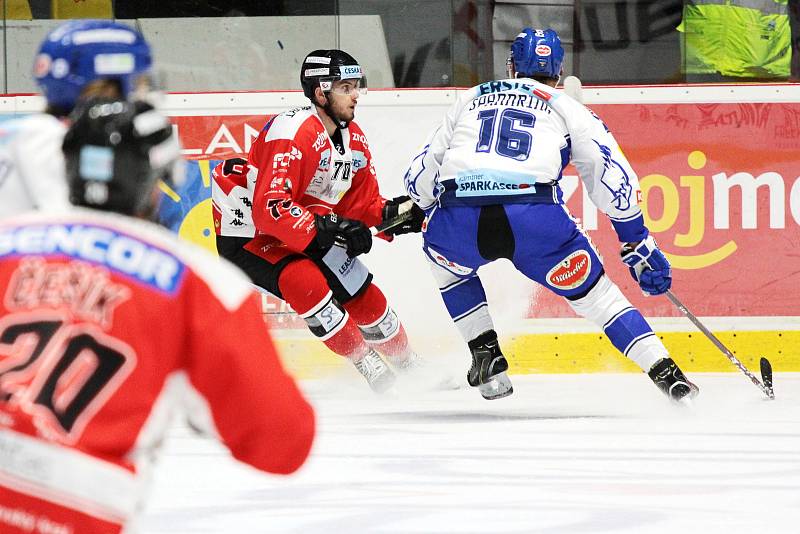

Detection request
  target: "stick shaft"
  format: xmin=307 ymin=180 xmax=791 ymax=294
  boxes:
xmin=665 ymin=290 xmax=770 ymax=396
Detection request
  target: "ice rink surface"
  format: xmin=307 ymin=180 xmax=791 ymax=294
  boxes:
xmin=143 ymin=371 xmax=800 ymax=534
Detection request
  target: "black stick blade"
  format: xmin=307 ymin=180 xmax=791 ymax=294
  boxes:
xmin=760 ymin=357 xmax=775 ymax=400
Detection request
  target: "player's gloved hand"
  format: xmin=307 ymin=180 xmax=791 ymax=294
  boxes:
xmin=307 ymin=213 xmax=372 ymax=259
xmin=620 ymin=235 xmax=671 ymax=296
xmin=381 ymin=196 xmax=425 ymax=236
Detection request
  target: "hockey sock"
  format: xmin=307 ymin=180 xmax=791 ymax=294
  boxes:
xmin=432 ymin=267 xmax=494 ymax=343
xmin=344 ymin=283 xmax=412 ymax=360
xmin=567 ymin=274 xmax=667 ymax=371
xmin=278 ymin=259 xmax=369 ymax=359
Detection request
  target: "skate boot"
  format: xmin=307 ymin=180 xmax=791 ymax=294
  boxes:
xmin=353 ymin=349 xmax=396 ymax=393
xmin=467 ymin=331 xmax=513 ymax=400
xmin=648 ymin=357 xmax=699 ymax=404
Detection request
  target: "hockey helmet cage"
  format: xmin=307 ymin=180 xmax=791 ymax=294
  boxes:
xmin=300 ymin=49 xmax=367 ymax=100
xmin=34 ymin=20 xmax=153 ymax=114
xmin=508 ymin=28 xmax=564 ymax=80
xmin=63 ymin=98 xmax=183 ymax=217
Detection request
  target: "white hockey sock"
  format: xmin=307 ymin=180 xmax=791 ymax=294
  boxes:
xmin=567 ymin=275 xmax=667 ymax=371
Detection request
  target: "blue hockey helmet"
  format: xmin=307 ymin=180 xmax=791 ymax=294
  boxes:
xmin=34 ymin=20 xmax=153 ymax=114
xmin=508 ymin=28 xmax=564 ymax=80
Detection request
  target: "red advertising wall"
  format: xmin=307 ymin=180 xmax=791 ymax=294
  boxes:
xmin=566 ymin=103 xmax=800 ymax=318
xmin=166 ymin=100 xmax=800 ymax=322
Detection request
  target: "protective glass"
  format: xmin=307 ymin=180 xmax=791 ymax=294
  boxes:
xmin=328 ymin=78 xmax=368 ymax=96
xmin=131 ymin=70 xmax=167 ymax=107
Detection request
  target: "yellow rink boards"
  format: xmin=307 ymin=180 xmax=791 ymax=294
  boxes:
xmin=273 ymin=322 xmax=800 ymax=379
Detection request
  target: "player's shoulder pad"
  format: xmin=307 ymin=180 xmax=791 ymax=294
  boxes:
xmin=0 ymin=112 xmax=66 ymax=138
xmin=265 ymin=106 xmax=319 ymax=144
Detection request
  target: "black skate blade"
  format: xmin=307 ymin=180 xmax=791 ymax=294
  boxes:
xmin=759 ymin=357 xmax=775 ymax=400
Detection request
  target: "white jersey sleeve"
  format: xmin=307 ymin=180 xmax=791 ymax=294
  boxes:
xmin=211 ymin=160 xmax=257 ymax=238
xmin=549 ymin=93 xmax=646 ymax=242
xmin=0 ymin=114 xmax=70 ymax=217
xmin=403 ymin=99 xmax=458 ymax=211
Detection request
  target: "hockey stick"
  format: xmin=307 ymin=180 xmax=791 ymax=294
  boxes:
xmin=665 ymin=290 xmax=775 ymax=400
xmin=563 ymin=75 xmax=584 ymax=103
xmin=371 ymin=199 xmax=415 ymax=235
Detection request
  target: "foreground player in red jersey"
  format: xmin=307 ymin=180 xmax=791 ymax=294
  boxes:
xmin=213 ymin=49 xmax=425 ymax=393
xmin=0 ymin=99 xmax=315 ymax=534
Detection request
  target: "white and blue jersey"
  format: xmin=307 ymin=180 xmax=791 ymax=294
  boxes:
xmin=404 ymin=78 xmax=646 ymax=243
xmin=406 ymin=79 xmax=668 ymax=372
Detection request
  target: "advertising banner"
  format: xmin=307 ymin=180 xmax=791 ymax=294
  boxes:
xmin=162 ymin=101 xmax=800 ymax=323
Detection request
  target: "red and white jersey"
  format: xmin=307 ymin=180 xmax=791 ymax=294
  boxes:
xmin=247 ymin=106 xmax=386 ymax=253
xmin=211 ymin=159 xmax=258 ymax=238
xmin=0 ymin=114 xmax=70 ymax=216
xmin=0 ymin=209 xmax=315 ymax=534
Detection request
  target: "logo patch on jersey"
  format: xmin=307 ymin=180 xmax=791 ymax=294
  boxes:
xmin=265 ymin=198 xmax=294 ymax=220
xmin=312 ymin=131 xmax=328 ymax=152
xmin=0 ymin=224 xmax=185 ymax=294
xmin=351 ymin=133 xmax=368 ymax=148
xmin=273 ymin=147 xmax=302 ymax=168
xmin=546 ymin=250 xmax=592 ymax=290
xmin=289 ymin=206 xmax=303 ymax=217
xmin=535 ymin=45 xmax=552 ymax=57
xmin=427 ymin=247 xmax=473 ymax=276
xmin=455 ymin=171 xmax=537 ymax=197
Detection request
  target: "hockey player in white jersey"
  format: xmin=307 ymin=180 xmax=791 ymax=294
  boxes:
xmin=0 ymin=20 xmax=154 ymax=216
xmin=404 ymin=28 xmax=699 ymax=403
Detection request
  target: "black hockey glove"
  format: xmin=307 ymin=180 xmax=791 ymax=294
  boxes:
xmin=304 ymin=213 xmax=373 ymax=259
xmin=381 ymin=196 xmax=425 ymax=236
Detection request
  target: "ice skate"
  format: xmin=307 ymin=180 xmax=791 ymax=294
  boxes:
xmin=353 ymin=349 xmax=396 ymax=393
xmin=467 ymin=334 xmax=513 ymax=400
xmin=648 ymin=357 xmax=699 ymax=405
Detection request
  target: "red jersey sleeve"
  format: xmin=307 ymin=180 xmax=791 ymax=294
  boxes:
xmin=184 ymin=281 xmax=315 ymax=474
xmin=249 ymin=134 xmax=318 ymax=252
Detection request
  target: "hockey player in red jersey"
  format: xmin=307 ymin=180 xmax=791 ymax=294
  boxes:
xmin=213 ymin=49 xmax=425 ymax=393
xmin=0 ymin=99 xmax=315 ymax=534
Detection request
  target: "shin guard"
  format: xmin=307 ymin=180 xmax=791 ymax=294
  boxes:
xmin=278 ymin=259 xmax=368 ymax=359
xmin=345 ymin=283 xmax=414 ymax=364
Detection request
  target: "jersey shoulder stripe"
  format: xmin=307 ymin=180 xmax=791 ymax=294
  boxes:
xmin=0 ymin=210 xmax=254 ymax=311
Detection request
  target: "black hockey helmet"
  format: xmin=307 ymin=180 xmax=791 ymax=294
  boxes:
xmin=62 ymin=97 xmax=183 ymax=217
xmin=300 ymin=49 xmax=367 ymax=101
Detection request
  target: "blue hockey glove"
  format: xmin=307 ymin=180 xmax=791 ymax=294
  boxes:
xmin=620 ymin=235 xmax=671 ymax=296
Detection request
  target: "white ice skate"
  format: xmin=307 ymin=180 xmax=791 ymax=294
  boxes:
xmin=353 ymin=349 xmax=396 ymax=394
